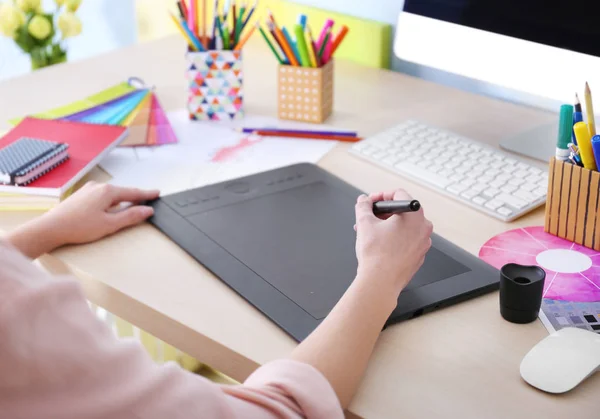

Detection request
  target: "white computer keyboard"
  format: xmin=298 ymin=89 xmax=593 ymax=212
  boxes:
xmin=350 ymin=120 xmax=549 ymax=222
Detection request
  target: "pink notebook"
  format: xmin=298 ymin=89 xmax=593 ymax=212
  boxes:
xmin=0 ymin=118 xmax=127 ymax=196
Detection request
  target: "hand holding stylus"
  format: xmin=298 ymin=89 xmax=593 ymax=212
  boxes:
xmin=373 ymin=199 xmax=421 ymax=215
xmin=354 ymin=189 xmax=432 ymax=294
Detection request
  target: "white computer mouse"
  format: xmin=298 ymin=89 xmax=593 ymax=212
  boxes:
xmin=520 ymin=327 xmax=600 ymax=393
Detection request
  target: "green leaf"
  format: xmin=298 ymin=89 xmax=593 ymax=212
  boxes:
xmin=14 ymin=24 xmax=36 ymax=52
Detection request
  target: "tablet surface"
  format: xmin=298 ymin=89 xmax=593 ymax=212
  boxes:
xmin=149 ymin=163 xmax=499 ymax=341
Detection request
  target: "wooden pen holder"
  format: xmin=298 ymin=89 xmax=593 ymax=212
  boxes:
xmin=545 ymin=158 xmax=600 ymax=250
xmin=185 ymin=50 xmax=244 ymax=121
xmin=277 ymin=60 xmax=334 ymax=123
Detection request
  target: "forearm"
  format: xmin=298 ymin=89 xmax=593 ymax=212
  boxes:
xmin=5 ymin=216 xmax=59 ymax=259
xmin=290 ymin=274 xmax=399 ymax=409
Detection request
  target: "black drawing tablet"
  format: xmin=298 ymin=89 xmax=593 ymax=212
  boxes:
xmin=149 ymin=163 xmax=499 ymax=341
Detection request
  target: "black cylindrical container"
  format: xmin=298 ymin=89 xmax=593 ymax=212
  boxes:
xmin=500 ymin=263 xmax=546 ymax=324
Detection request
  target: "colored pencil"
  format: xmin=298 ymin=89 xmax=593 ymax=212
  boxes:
xmin=234 ymin=22 xmax=258 ymax=51
xmin=294 ymin=24 xmax=311 ymax=67
xmin=306 ymin=24 xmax=320 ymax=66
xmin=176 ymin=1 xmax=186 ymax=19
xmin=323 ymin=35 xmax=333 ymax=63
xmin=304 ymin=28 xmax=317 ymax=67
xmin=211 ymin=0 xmax=219 ymax=48
xmin=259 ymin=25 xmax=284 ymax=64
xmin=238 ymin=128 xmax=358 ymax=137
xmin=268 ymin=23 xmax=287 ymax=57
xmin=235 ymin=2 xmax=245 ymax=43
xmin=317 ymin=29 xmax=331 ymax=61
xmin=250 ymin=130 xmax=362 ymax=142
xmin=243 ymin=0 xmax=256 ymax=26
xmin=183 ymin=17 xmax=206 ymax=51
xmin=316 ymin=19 xmax=334 ymax=50
xmin=223 ymin=0 xmax=231 ymax=19
xmin=202 ymin=0 xmax=207 ymax=47
xmin=282 ymin=27 xmax=301 ymax=65
xmin=267 ymin=8 xmax=278 ymax=25
xmin=169 ymin=13 xmax=201 ymax=51
xmin=268 ymin=21 xmax=299 ymax=66
xmin=219 ymin=17 xmax=230 ymax=49
xmin=232 ymin=2 xmax=237 ymax=46
xmin=239 ymin=0 xmax=246 ymax=19
xmin=330 ymin=25 xmax=348 ymax=57
xmin=585 ymin=82 xmax=596 ymax=137
xmin=189 ymin=0 xmax=198 ymax=38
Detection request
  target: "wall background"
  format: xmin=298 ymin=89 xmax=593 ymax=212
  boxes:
xmin=290 ymin=0 xmax=559 ymax=112
xmin=0 ymin=0 xmax=559 ymax=112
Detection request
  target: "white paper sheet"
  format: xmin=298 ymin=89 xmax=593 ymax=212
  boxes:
xmin=104 ymin=110 xmax=340 ymax=194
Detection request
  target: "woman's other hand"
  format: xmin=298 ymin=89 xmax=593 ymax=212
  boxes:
xmin=6 ymin=182 xmax=160 ymax=259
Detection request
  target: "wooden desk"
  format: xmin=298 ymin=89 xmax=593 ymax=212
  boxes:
xmin=0 ymin=36 xmax=596 ymax=418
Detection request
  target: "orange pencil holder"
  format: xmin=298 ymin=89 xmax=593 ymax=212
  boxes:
xmin=545 ymin=157 xmax=600 ymax=250
xmin=277 ymin=60 xmax=334 ymax=123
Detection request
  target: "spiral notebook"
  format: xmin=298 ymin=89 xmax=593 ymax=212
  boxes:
xmin=0 ymin=138 xmax=69 ymax=186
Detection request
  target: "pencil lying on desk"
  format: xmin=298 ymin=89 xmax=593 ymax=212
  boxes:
xmin=250 ymin=130 xmax=362 ymax=142
xmin=237 ymin=127 xmax=358 ymax=137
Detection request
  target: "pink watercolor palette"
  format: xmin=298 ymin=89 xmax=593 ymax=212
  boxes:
xmin=479 ymin=226 xmax=600 ymax=302
xmin=480 ymin=227 xmax=600 ymax=334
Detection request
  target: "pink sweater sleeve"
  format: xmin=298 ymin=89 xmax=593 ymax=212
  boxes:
xmin=0 ymin=241 xmax=343 ymax=419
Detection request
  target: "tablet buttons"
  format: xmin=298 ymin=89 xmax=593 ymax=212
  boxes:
xmin=225 ymin=181 xmax=251 ymax=194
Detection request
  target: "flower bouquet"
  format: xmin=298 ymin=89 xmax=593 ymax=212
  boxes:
xmin=0 ymin=0 xmax=83 ymax=70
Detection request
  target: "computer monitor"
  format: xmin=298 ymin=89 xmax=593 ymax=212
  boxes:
xmin=394 ymin=0 xmax=600 ymax=162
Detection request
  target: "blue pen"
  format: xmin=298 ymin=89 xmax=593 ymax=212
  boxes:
xmin=282 ymin=27 xmax=301 ymax=65
xmin=573 ymin=111 xmax=583 ymax=145
xmin=573 ymin=93 xmax=584 ymax=145
xmin=591 ymin=135 xmax=600 ymax=170
xmin=180 ymin=18 xmax=206 ymax=51
xmin=243 ymin=0 xmax=257 ymax=27
xmin=298 ymin=14 xmax=307 ymax=30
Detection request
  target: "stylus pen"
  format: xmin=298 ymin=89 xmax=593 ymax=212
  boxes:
xmin=373 ymin=200 xmax=421 ymax=214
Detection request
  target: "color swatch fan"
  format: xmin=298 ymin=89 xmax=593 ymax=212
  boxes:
xmin=10 ymin=81 xmax=178 ymax=147
xmin=479 ymin=226 xmax=600 ymax=334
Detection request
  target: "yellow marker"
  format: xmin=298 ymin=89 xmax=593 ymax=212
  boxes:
xmin=585 ymin=82 xmax=596 ymax=137
xmin=574 ymin=121 xmax=597 ymax=171
xmin=304 ymin=28 xmax=317 ymax=67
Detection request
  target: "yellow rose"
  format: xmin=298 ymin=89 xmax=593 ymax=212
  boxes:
xmin=65 ymin=0 xmax=82 ymax=12
xmin=28 ymin=14 xmax=51 ymax=40
xmin=0 ymin=3 xmax=25 ymax=37
xmin=57 ymin=11 xmax=81 ymax=38
xmin=16 ymin=0 xmax=42 ymax=13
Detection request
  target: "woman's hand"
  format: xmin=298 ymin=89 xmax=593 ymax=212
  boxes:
xmin=6 ymin=182 xmax=160 ymax=259
xmin=354 ymin=189 xmax=433 ymax=295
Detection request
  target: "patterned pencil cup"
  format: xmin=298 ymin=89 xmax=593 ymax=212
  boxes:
xmin=186 ymin=50 xmax=244 ymax=121
xmin=545 ymin=157 xmax=600 ymax=250
xmin=277 ymin=60 xmax=334 ymax=123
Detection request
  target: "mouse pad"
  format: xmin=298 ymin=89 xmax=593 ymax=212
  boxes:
xmin=149 ymin=163 xmax=499 ymax=341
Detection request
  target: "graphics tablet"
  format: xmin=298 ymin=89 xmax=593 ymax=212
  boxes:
xmin=148 ymin=163 xmax=499 ymax=342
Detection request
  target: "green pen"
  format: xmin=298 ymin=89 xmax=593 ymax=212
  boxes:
xmin=216 ymin=17 xmax=230 ymax=50
xmin=237 ymin=2 xmax=246 ymax=43
xmin=259 ymin=26 xmax=284 ymax=64
xmin=317 ymin=31 xmax=330 ymax=61
xmin=556 ymin=104 xmax=574 ymax=161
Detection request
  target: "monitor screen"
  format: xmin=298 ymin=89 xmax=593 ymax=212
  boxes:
xmin=404 ymin=0 xmax=599 ymax=58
